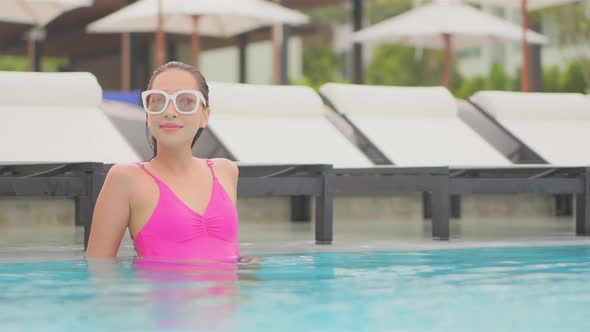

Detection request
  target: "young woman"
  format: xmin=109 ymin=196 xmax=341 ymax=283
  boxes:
xmin=86 ymin=61 xmax=241 ymax=263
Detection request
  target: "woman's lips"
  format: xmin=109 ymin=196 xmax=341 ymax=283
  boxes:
xmin=160 ymin=123 xmax=183 ymax=131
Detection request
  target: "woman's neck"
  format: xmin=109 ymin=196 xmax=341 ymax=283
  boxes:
xmin=151 ymin=145 xmax=195 ymax=173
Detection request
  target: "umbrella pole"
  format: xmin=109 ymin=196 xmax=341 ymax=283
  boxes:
xmin=273 ymin=24 xmax=283 ymax=85
xmin=192 ymin=16 xmax=201 ymax=68
xmin=443 ymin=34 xmax=452 ymax=89
xmin=27 ymin=28 xmax=42 ymax=72
xmin=352 ymin=0 xmax=364 ymax=84
xmin=238 ymin=33 xmax=249 ymax=83
xmin=521 ymin=0 xmax=531 ymax=92
xmin=28 ymin=36 xmax=36 ymax=71
xmin=121 ymin=33 xmax=131 ymax=91
xmin=156 ymin=0 xmax=166 ymax=66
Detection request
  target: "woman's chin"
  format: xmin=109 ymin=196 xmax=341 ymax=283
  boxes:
xmin=154 ymin=137 xmax=193 ymax=149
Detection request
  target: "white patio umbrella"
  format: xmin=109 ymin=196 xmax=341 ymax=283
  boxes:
xmin=87 ymin=0 xmax=308 ymax=67
xmin=352 ymin=0 xmax=547 ymax=88
xmin=467 ymin=0 xmax=578 ymax=91
xmin=0 ymin=0 xmax=92 ymax=26
xmin=0 ymin=0 xmax=92 ymax=71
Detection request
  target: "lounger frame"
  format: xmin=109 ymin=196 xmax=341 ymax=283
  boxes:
xmin=320 ymin=89 xmax=590 ymax=235
xmin=0 ymin=163 xmax=336 ymax=248
xmin=2 ymin=163 xmax=589 ymax=247
xmin=463 ymin=99 xmax=573 ymax=216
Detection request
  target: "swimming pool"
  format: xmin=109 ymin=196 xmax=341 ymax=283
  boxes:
xmin=1 ymin=245 xmax=590 ymax=332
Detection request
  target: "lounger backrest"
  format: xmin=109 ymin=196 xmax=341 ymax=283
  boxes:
xmin=209 ymin=82 xmax=372 ymax=167
xmin=101 ymin=100 xmax=153 ymax=161
xmin=471 ymin=91 xmax=590 ymax=165
xmin=320 ymin=83 xmax=510 ymax=167
xmin=0 ymin=72 xmax=140 ymax=164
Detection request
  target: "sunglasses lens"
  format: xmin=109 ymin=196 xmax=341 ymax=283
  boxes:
xmin=145 ymin=92 xmax=166 ymax=113
xmin=176 ymin=93 xmax=198 ymax=113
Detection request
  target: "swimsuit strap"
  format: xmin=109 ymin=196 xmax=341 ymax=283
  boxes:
xmin=136 ymin=162 xmax=163 ymax=183
xmin=206 ymin=159 xmax=218 ymax=179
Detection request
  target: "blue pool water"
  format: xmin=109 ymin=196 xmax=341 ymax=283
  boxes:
xmin=1 ymin=245 xmax=590 ymax=332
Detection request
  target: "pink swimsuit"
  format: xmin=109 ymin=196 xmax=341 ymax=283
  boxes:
xmin=131 ymin=159 xmax=240 ymax=262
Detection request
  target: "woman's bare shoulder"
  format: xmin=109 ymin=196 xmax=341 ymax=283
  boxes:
xmin=104 ymin=163 xmax=146 ymax=189
xmin=207 ymin=158 xmax=239 ymax=200
xmin=211 ymin=158 xmax=240 ymax=186
xmin=106 ymin=163 xmax=144 ymax=178
xmin=209 ymin=158 xmax=239 ymax=178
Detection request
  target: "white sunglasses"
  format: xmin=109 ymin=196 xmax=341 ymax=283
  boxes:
xmin=141 ymin=89 xmax=207 ymax=115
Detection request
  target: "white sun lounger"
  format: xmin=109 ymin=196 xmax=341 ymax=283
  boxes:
xmin=0 ymin=72 xmax=140 ymax=164
xmin=319 ymin=83 xmax=511 ymax=167
xmin=319 ymin=83 xmax=590 ymax=238
xmin=208 ymin=82 xmax=453 ymax=240
xmin=101 ymin=99 xmax=153 ymax=161
xmin=208 ymin=82 xmax=373 ymax=168
xmin=470 ymin=91 xmax=590 ymax=166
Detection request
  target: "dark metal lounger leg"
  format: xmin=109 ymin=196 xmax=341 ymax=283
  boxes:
xmin=450 ymin=195 xmax=461 ymax=218
xmin=315 ymin=173 xmax=334 ymax=245
xmin=555 ymin=194 xmax=573 ymax=216
xmin=431 ymin=174 xmax=450 ymax=240
xmin=84 ymin=170 xmax=107 ymax=250
xmin=422 ymin=192 xmax=432 ymax=219
xmin=576 ymin=168 xmax=590 ymax=236
xmin=75 ymin=196 xmax=89 ymax=226
xmin=77 ymin=195 xmax=91 ymax=246
xmin=290 ymin=195 xmax=311 ymax=222
xmin=423 ymin=193 xmax=460 ymax=219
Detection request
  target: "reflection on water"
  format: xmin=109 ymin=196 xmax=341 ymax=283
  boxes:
xmin=136 ymin=260 xmax=238 ymax=331
xmin=86 ymin=258 xmax=260 ymax=331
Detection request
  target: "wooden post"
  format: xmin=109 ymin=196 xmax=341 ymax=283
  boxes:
xmin=121 ymin=33 xmax=131 ymax=91
xmin=521 ymin=0 xmax=531 ymax=92
xmin=156 ymin=0 xmax=166 ymax=66
xmin=443 ymin=33 xmax=452 ymax=89
xmin=192 ymin=16 xmax=201 ymax=68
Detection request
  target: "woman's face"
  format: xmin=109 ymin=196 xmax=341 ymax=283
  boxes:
xmin=146 ymin=69 xmax=210 ymax=150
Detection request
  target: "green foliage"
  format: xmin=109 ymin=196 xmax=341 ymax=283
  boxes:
xmin=297 ymin=46 xmax=347 ymax=90
xmin=365 ymin=45 xmax=421 ymax=86
xmin=0 ymin=56 xmax=68 ymax=72
xmin=299 ymin=0 xmax=590 ymax=96
xmin=367 ymin=0 xmax=414 ymax=24
xmin=303 ymin=4 xmax=349 ymax=24
xmin=543 ymin=66 xmax=561 ymax=92
xmin=486 ymin=62 xmax=511 ymax=90
xmin=448 ymin=62 xmax=510 ymax=98
xmin=455 ymin=76 xmax=486 ymax=99
xmin=540 ymin=61 xmax=587 ymax=94
xmin=365 ymin=44 xmax=462 ymax=90
xmin=303 ymin=0 xmax=413 ymax=25
xmin=511 ymin=66 xmax=522 ymax=92
xmin=364 ymin=48 xmax=589 ymax=98
xmin=542 ymin=2 xmax=590 ymax=90
xmin=0 ymin=56 xmax=29 ymax=71
xmin=560 ymin=60 xmax=587 ymax=94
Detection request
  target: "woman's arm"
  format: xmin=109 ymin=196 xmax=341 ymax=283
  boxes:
xmin=86 ymin=164 xmax=132 ymax=259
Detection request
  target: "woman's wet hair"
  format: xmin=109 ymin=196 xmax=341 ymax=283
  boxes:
xmin=145 ymin=61 xmax=209 ymax=159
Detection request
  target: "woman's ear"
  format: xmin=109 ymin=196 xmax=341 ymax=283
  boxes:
xmin=202 ymin=107 xmax=212 ymax=127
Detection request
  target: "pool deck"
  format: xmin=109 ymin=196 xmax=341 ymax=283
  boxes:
xmin=1 ymin=216 xmax=590 ymax=262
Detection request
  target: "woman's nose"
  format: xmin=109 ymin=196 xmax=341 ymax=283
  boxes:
xmin=162 ymin=101 xmax=177 ymax=118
